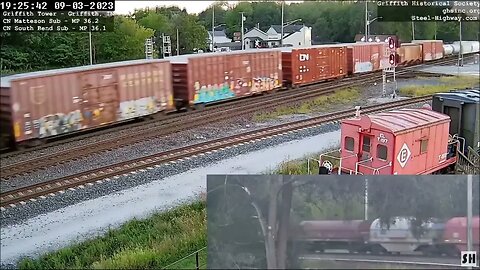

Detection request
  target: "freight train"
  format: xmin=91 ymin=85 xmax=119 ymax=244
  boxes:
xmin=292 ymin=216 xmax=480 ymax=256
xmin=1 ymin=40 xmax=479 ymax=149
xmin=317 ymin=89 xmax=479 ymax=175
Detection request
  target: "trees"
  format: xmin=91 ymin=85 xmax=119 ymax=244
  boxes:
xmin=207 ymin=175 xmax=479 ymax=268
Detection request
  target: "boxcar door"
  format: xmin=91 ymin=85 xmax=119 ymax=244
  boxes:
xmin=315 ymin=48 xmax=330 ymax=80
xmin=80 ymin=71 xmax=119 ymax=127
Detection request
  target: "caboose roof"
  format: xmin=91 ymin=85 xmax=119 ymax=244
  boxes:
xmin=342 ymin=108 xmax=450 ymax=134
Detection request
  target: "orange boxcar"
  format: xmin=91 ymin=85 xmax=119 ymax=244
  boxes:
xmin=344 ymin=42 xmax=390 ymax=74
xmin=0 ymin=59 xmax=173 ymax=145
xmin=412 ymin=40 xmax=444 ymax=61
xmin=397 ymin=43 xmax=423 ymax=66
xmin=281 ymin=45 xmax=348 ymax=87
xmin=337 ymin=107 xmax=457 ymax=175
xmin=169 ymin=49 xmax=283 ymax=109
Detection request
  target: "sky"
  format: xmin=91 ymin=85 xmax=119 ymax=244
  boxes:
xmin=114 ymin=1 xmax=304 ymax=15
xmin=115 ymin=1 xmax=224 ymax=15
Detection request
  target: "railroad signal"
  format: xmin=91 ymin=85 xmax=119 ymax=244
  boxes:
xmin=388 ymin=37 xmax=395 ymax=49
xmin=389 ymin=53 xmax=396 ymax=65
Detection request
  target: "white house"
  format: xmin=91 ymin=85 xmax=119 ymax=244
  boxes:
xmin=266 ymin=24 xmax=312 ymax=48
xmin=243 ymin=24 xmax=312 ymax=49
xmin=208 ymin=30 xmax=232 ymax=51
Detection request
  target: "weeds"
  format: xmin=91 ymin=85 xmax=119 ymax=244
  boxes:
xmin=253 ymin=87 xmax=360 ymax=122
xmin=400 ymin=75 xmax=479 ymax=96
xmin=18 ymin=201 xmax=207 ymax=270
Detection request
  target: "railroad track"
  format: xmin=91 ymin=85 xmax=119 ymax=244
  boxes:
xmin=299 ymin=253 xmax=460 ymax=268
xmin=0 ymin=95 xmax=432 ymax=209
xmin=0 ymin=54 xmax=474 ymax=179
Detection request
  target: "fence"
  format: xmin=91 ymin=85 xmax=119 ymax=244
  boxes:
xmin=162 ymin=247 xmax=207 ymax=269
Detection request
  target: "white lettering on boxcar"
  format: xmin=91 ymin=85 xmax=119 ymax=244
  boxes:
xmin=299 ymin=53 xmax=310 ymax=61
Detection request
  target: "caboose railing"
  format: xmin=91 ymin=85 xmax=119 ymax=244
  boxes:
xmin=354 ymin=158 xmax=393 ymax=175
xmin=317 ymin=149 xmax=357 ymax=175
xmin=456 ymin=146 xmax=480 ymax=175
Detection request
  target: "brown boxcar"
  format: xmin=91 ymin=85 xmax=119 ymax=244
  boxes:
xmin=281 ymin=45 xmax=348 ymax=87
xmin=412 ymin=40 xmax=444 ymax=61
xmin=344 ymin=42 xmax=390 ymax=74
xmin=169 ymin=49 xmax=282 ymax=109
xmin=397 ymin=43 xmax=423 ymax=66
xmin=0 ymin=59 xmax=173 ymax=146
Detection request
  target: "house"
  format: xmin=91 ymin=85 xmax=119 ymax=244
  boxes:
xmin=208 ymin=30 xmax=232 ymax=51
xmin=243 ymin=24 xmax=312 ymax=49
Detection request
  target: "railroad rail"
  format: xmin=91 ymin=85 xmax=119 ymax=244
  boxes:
xmin=0 ymin=54 xmax=474 ymax=179
xmin=0 ymin=95 xmax=432 ymax=209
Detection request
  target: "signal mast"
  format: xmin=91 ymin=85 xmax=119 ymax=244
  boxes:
xmin=383 ymin=37 xmax=397 ymax=98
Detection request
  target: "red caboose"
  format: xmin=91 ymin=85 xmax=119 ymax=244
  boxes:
xmin=320 ymin=107 xmax=459 ymax=175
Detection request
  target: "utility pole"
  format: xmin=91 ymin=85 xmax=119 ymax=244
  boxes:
xmin=212 ymin=6 xmax=215 ymax=52
xmin=281 ymin=1 xmax=284 ymax=47
xmin=241 ymin=12 xmax=245 ymax=50
xmin=467 ymin=175 xmax=473 ymax=252
xmin=412 ymin=21 xmax=415 ymax=41
xmin=365 ymin=1 xmax=368 ymax=42
xmin=459 ymin=19 xmax=463 ymax=67
xmin=89 ymin=29 xmax=93 ymax=65
xmin=364 ymin=178 xmax=368 ymax=220
xmin=176 ymin=28 xmax=179 ymax=56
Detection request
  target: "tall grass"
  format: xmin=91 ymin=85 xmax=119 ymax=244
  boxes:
xmin=253 ymin=87 xmax=360 ymax=122
xmin=18 ymin=201 xmax=207 ymax=269
xmin=399 ymin=75 xmax=479 ymax=96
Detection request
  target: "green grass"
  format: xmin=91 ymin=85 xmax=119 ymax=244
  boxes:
xmin=263 ymin=147 xmax=340 ymax=175
xmin=18 ymin=201 xmax=207 ymax=270
xmin=253 ymin=87 xmax=360 ymax=122
xmin=400 ymin=75 xmax=479 ymax=96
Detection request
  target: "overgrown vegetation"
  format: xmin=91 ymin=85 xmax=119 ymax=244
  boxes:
xmin=400 ymin=76 xmax=479 ymax=96
xmin=253 ymin=87 xmax=360 ymax=122
xmin=18 ymin=201 xmax=207 ymax=270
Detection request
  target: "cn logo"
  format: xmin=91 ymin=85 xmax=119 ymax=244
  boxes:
xmin=396 ymin=143 xmax=411 ymax=168
xmin=461 ymin=251 xmax=477 ymax=267
xmin=299 ymin=53 xmax=310 ymax=61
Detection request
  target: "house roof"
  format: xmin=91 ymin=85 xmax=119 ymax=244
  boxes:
xmin=208 ymin=30 xmax=228 ymax=37
xmin=342 ymin=108 xmax=450 ymax=134
xmin=270 ymin=24 xmax=304 ymax=34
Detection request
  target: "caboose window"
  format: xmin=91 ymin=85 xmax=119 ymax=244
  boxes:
xmin=377 ymin=145 xmax=388 ymax=160
xmin=345 ymin=137 xmax=354 ymax=151
xmin=420 ymin=139 xmax=428 ymax=154
xmin=362 ymin=136 xmax=371 ymax=152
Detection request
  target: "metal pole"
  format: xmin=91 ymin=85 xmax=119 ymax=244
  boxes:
xmin=460 ymin=19 xmax=463 ymax=66
xmin=281 ymin=1 xmax=284 ymax=47
xmin=364 ymin=178 xmax=368 ymax=220
xmin=467 ymin=175 xmax=473 ymax=252
xmin=241 ymin=12 xmax=245 ymax=50
xmin=412 ymin=21 xmax=415 ymax=41
xmin=365 ymin=1 xmax=368 ymax=42
xmin=176 ymin=28 xmax=179 ymax=56
xmin=89 ymin=26 xmax=93 ymax=65
xmin=212 ymin=6 xmax=215 ymax=52
xmin=434 ymin=21 xmax=437 ymax=40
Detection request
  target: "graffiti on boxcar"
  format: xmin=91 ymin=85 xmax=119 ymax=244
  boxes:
xmin=354 ymin=62 xmax=373 ymax=73
xmin=35 ymin=110 xmax=84 ymax=138
xmin=193 ymin=81 xmax=234 ymax=103
xmin=250 ymin=73 xmax=280 ymax=93
xmin=118 ymin=96 xmax=158 ymax=120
